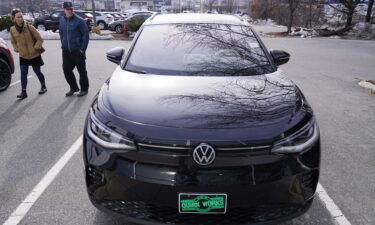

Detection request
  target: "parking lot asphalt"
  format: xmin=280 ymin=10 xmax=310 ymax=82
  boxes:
xmin=0 ymin=37 xmax=374 ymax=225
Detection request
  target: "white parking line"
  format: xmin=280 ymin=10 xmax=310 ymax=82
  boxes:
xmin=2 ymin=135 xmax=351 ymax=225
xmin=2 ymin=136 xmax=83 ymax=225
xmin=317 ymin=183 xmax=352 ymax=225
xmin=9 ymin=76 xmax=33 ymax=87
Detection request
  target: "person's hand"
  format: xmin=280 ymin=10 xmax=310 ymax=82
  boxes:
xmin=80 ymin=50 xmax=86 ymax=59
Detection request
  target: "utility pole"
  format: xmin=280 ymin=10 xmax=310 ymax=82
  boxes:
xmin=91 ymin=0 xmax=97 ymax=25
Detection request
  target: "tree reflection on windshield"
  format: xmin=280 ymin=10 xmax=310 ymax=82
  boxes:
xmin=126 ymin=24 xmax=275 ymax=76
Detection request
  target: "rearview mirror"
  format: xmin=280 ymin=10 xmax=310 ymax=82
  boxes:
xmin=106 ymin=47 xmax=125 ymax=65
xmin=270 ymin=50 xmax=290 ymax=66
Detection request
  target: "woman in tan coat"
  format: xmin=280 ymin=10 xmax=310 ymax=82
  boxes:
xmin=10 ymin=9 xmax=47 ymax=99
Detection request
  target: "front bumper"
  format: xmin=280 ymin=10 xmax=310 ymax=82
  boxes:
xmin=83 ymin=129 xmax=320 ymax=225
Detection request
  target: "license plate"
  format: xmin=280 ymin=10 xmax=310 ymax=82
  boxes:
xmin=179 ymin=193 xmax=227 ymax=214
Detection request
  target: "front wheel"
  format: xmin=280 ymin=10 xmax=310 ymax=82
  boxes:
xmin=0 ymin=59 xmax=12 ymax=92
xmin=115 ymin=25 xmax=123 ymax=34
xmin=98 ymin=21 xmax=106 ymax=30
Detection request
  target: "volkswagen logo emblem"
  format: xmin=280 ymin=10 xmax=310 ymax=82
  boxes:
xmin=193 ymin=143 xmax=216 ymax=166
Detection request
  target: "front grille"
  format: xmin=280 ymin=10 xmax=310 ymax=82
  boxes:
xmin=138 ymin=143 xmax=190 ymax=155
xmin=137 ymin=142 xmax=270 ymax=156
xmin=99 ymin=200 xmax=306 ymax=225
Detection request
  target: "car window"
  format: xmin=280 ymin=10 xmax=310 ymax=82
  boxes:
xmin=125 ymin=24 xmax=274 ymax=76
xmin=51 ymin=11 xmax=62 ymax=18
xmin=142 ymin=14 xmax=151 ymax=20
xmin=129 ymin=15 xmax=144 ymax=22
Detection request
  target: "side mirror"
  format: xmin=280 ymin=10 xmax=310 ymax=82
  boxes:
xmin=106 ymin=47 xmax=125 ymax=65
xmin=270 ymin=50 xmax=290 ymax=66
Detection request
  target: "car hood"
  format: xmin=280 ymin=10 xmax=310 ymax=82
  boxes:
xmin=100 ymin=68 xmax=303 ymax=131
xmin=35 ymin=15 xmax=49 ymax=21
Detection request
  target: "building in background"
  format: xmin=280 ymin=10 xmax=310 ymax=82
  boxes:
xmin=154 ymin=0 xmax=172 ymax=11
xmin=119 ymin=0 xmax=154 ymax=11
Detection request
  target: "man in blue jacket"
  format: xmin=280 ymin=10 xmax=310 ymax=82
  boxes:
xmin=59 ymin=2 xmax=90 ymax=97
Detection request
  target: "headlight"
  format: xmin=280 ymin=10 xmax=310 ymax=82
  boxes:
xmin=87 ymin=109 xmax=136 ymax=150
xmin=271 ymin=119 xmax=319 ymax=154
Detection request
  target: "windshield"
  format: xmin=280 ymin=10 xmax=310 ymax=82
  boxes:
xmin=125 ymin=24 xmax=274 ymax=76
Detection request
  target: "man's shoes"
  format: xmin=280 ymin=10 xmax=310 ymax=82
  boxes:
xmin=17 ymin=90 xmax=28 ymax=100
xmin=77 ymin=91 xmax=88 ymax=97
xmin=65 ymin=89 xmax=79 ymax=97
xmin=39 ymin=85 xmax=47 ymax=95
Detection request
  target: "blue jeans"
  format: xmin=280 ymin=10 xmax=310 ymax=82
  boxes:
xmin=20 ymin=65 xmax=46 ymax=90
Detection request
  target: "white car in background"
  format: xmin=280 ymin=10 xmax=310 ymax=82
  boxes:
xmin=104 ymin=12 xmax=122 ymax=21
xmin=94 ymin=12 xmax=114 ymax=30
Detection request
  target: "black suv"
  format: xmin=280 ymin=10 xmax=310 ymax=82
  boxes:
xmin=33 ymin=10 xmax=93 ymax=32
xmin=84 ymin=14 xmax=320 ymax=225
xmin=0 ymin=38 xmax=14 ymax=92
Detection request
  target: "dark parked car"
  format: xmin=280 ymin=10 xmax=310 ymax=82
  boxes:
xmin=0 ymin=37 xmax=14 ymax=92
xmin=108 ymin=12 xmax=153 ymax=34
xmin=84 ymin=14 xmax=320 ymax=225
xmin=33 ymin=10 xmax=93 ymax=32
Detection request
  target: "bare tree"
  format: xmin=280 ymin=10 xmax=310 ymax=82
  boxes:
xmin=0 ymin=3 xmax=14 ymax=15
xmin=207 ymin=0 xmax=217 ymax=12
xmin=250 ymin=0 xmax=272 ymax=19
xmin=365 ymin=0 xmax=374 ymax=23
xmin=250 ymin=0 xmax=324 ymax=29
xmin=15 ymin=0 xmax=49 ymax=18
xmin=226 ymin=0 xmax=236 ymax=13
xmin=287 ymin=0 xmax=301 ymax=33
xmin=307 ymin=0 xmax=315 ymax=28
xmin=324 ymin=0 xmax=361 ymax=28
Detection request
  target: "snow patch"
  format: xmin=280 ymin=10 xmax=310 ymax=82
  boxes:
xmin=0 ymin=30 xmax=10 ymax=40
xmin=358 ymin=80 xmax=375 ymax=94
xmin=348 ymin=22 xmax=375 ymax=39
xmin=252 ymin=19 xmax=278 ymax=27
xmin=290 ymin=28 xmax=318 ymax=38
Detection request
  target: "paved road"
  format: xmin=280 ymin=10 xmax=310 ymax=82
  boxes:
xmin=0 ymin=37 xmax=374 ymax=225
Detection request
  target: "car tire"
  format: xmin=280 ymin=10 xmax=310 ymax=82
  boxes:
xmin=115 ymin=25 xmax=123 ymax=34
xmin=98 ymin=21 xmax=106 ymax=30
xmin=36 ymin=23 xmax=46 ymax=31
xmin=0 ymin=59 xmax=12 ymax=92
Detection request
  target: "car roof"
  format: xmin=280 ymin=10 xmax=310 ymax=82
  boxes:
xmin=130 ymin=12 xmax=154 ymax=16
xmin=144 ymin=13 xmax=248 ymax=26
xmin=133 ymin=11 xmax=153 ymax=14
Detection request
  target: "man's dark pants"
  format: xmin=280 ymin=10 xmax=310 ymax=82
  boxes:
xmin=62 ymin=49 xmax=89 ymax=92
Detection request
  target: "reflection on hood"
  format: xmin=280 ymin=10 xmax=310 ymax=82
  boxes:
xmin=159 ymin=71 xmax=299 ymax=128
